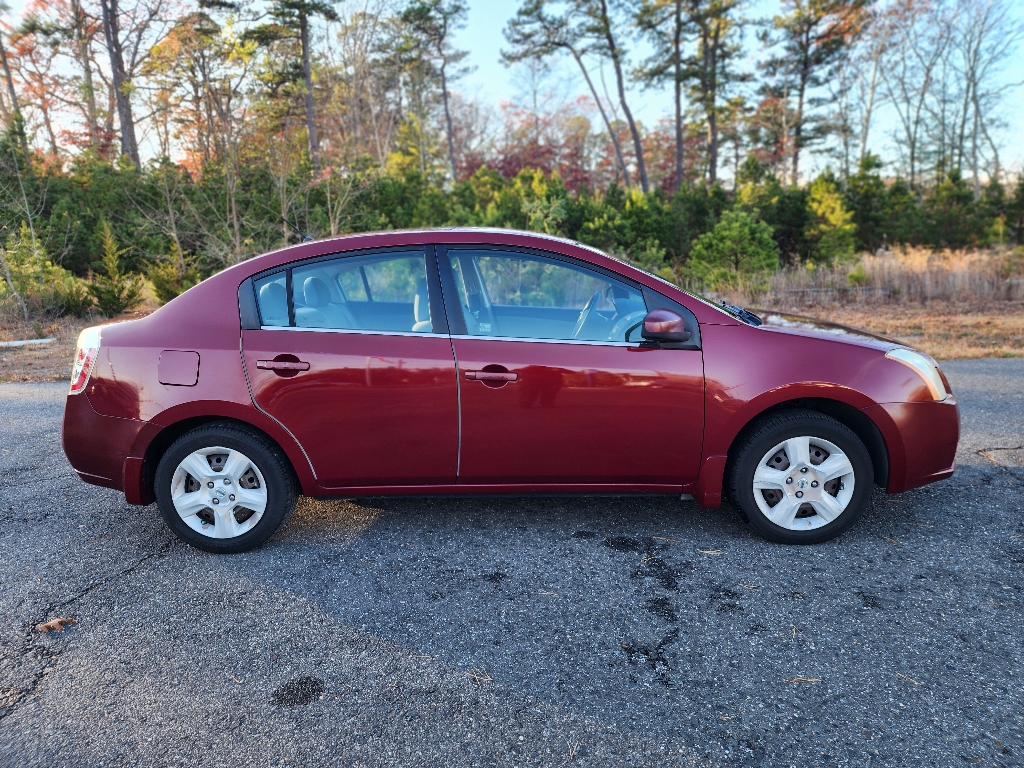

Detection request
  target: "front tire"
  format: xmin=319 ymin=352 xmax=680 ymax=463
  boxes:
xmin=155 ymin=423 xmax=298 ymax=553
xmin=729 ymin=410 xmax=873 ymax=544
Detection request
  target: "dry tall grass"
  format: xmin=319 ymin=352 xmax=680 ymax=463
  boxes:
xmin=709 ymin=246 xmax=1024 ymax=307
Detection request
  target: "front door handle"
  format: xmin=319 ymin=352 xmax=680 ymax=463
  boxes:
xmin=465 ymin=370 xmax=518 ymax=382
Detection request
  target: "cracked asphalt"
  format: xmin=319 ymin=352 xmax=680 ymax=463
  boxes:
xmin=1 ymin=359 xmax=1022 ymax=767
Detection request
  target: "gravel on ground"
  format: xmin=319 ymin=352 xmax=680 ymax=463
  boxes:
xmin=0 ymin=360 xmax=1021 ymax=767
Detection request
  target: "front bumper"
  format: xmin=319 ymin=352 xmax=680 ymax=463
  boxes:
xmin=865 ymin=397 xmax=960 ymax=493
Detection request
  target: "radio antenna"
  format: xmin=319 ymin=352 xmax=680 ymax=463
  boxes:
xmin=282 ymin=217 xmax=313 ymax=242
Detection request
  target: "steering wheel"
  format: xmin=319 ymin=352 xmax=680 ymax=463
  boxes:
xmin=571 ymin=291 xmax=602 ymax=339
xmin=608 ymin=309 xmax=647 ymax=342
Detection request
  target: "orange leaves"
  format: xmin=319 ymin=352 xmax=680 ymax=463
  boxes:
xmin=35 ymin=617 xmax=75 ymax=633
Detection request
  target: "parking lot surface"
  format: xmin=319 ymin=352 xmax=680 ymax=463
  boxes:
xmin=1 ymin=359 xmax=1022 ymax=767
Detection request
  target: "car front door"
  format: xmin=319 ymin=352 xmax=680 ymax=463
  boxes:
xmin=241 ymin=247 xmax=459 ymax=489
xmin=439 ymin=246 xmax=704 ymax=489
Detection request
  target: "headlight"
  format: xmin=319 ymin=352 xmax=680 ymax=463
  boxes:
xmin=885 ymin=348 xmax=948 ymax=401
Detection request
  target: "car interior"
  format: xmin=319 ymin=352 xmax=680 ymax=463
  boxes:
xmin=254 ymin=249 xmax=650 ymax=343
xmin=256 ymin=253 xmax=431 ymax=333
xmin=448 ymin=250 xmax=648 ymax=342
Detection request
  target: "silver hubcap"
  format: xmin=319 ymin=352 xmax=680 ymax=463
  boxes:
xmin=752 ymin=436 xmax=855 ymax=531
xmin=170 ymin=447 xmax=268 ymax=539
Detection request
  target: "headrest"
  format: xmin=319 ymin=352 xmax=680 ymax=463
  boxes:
xmin=414 ymin=280 xmax=430 ymax=322
xmin=258 ymin=281 xmax=288 ymax=324
xmin=303 ymin=276 xmax=331 ymax=308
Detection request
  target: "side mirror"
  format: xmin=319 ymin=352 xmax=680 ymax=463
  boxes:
xmin=640 ymin=309 xmax=691 ymax=344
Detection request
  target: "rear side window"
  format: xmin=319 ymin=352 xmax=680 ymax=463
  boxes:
xmin=255 ymin=250 xmax=434 ymax=334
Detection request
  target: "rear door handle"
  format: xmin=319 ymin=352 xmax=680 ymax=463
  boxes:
xmin=465 ymin=370 xmax=518 ymax=382
xmin=257 ymin=360 xmax=310 ymax=371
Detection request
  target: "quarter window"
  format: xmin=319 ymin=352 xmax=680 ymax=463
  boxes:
xmin=447 ymin=249 xmax=647 ymax=342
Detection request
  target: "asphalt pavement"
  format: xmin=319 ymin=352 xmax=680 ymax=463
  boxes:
xmin=1 ymin=359 xmax=1022 ymax=767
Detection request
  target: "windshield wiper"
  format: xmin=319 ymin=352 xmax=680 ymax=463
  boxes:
xmin=721 ymin=302 xmax=763 ymax=326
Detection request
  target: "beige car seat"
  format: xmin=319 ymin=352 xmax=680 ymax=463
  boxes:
xmin=412 ymin=279 xmax=432 ymax=332
xmin=298 ymin=276 xmax=357 ymax=329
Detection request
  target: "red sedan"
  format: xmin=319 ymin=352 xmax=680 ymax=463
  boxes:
xmin=61 ymin=229 xmax=959 ymax=552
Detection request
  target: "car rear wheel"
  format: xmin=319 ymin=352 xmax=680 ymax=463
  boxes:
xmin=155 ymin=423 xmax=298 ymax=553
xmin=729 ymin=410 xmax=873 ymax=544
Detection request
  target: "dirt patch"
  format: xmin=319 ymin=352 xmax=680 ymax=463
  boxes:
xmin=768 ymin=301 xmax=1024 ymax=360
xmin=0 ymin=312 xmax=152 ymax=383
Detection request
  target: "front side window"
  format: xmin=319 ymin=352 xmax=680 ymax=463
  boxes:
xmin=447 ymin=249 xmax=647 ymax=343
xmin=256 ymin=250 xmax=434 ymax=333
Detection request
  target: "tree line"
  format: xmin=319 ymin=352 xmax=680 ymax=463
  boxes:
xmin=0 ymin=0 xmax=1021 ymax=319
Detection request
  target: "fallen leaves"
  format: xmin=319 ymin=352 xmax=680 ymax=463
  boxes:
xmin=467 ymin=667 xmax=493 ymax=686
xmin=786 ymin=677 xmax=821 ymax=684
xmin=35 ymin=617 xmax=75 ymax=633
xmin=880 ymin=536 xmax=904 ymax=547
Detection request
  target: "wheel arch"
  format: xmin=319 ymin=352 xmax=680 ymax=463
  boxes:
xmin=126 ymin=404 xmax=320 ymax=505
xmin=723 ymin=398 xmax=891 ymax=494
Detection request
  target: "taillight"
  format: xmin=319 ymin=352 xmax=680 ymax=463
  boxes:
xmin=69 ymin=326 xmax=101 ymax=394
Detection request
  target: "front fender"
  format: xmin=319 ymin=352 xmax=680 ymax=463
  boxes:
xmin=692 ymin=324 xmax=915 ymax=508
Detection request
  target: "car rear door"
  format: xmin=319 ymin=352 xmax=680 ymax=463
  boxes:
xmin=439 ymin=246 xmax=704 ymax=489
xmin=241 ymin=247 xmax=459 ymax=489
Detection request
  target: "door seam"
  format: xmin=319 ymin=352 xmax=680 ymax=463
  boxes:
xmin=238 ymin=335 xmax=319 ymax=482
xmin=451 ymin=337 xmax=462 ymax=479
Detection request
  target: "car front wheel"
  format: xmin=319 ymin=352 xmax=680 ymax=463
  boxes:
xmin=729 ymin=410 xmax=873 ymax=544
xmin=155 ymin=423 xmax=298 ymax=553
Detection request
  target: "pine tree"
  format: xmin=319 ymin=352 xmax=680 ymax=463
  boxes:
xmin=88 ymin=221 xmax=144 ymax=317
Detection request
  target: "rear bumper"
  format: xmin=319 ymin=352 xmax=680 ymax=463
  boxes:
xmin=62 ymin=393 xmax=147 ymax=494
xmin=867 ymin=397 xmax=960 ymax=493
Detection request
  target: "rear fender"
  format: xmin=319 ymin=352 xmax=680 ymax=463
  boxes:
xmin=125 ymin=400 xmax=321 ymax=504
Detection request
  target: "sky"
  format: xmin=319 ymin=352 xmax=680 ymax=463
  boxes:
xmin=4 ymin=0 xmax=1023 ymax=177
xmin=451 ymin=0 xmax=1024 ymax=178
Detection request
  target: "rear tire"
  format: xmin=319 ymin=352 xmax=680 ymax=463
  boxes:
xmin=155 ymin=423 xmax=298 ymax=553
xmin=729 ymin=410 xmax=873 ymax=544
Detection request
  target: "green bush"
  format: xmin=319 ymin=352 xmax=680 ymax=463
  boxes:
xmin=147 ymin=243 xmax=201 ymax=305
xmin=0 ymin=222 xmax=93 ymax=318
xmin=689 ymin=210 xmax=780 ymax=273
xmin=805 ymin=170 xmax=856 ymax=263
xmin=88 ymin=221 xmax=144 ymax=317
